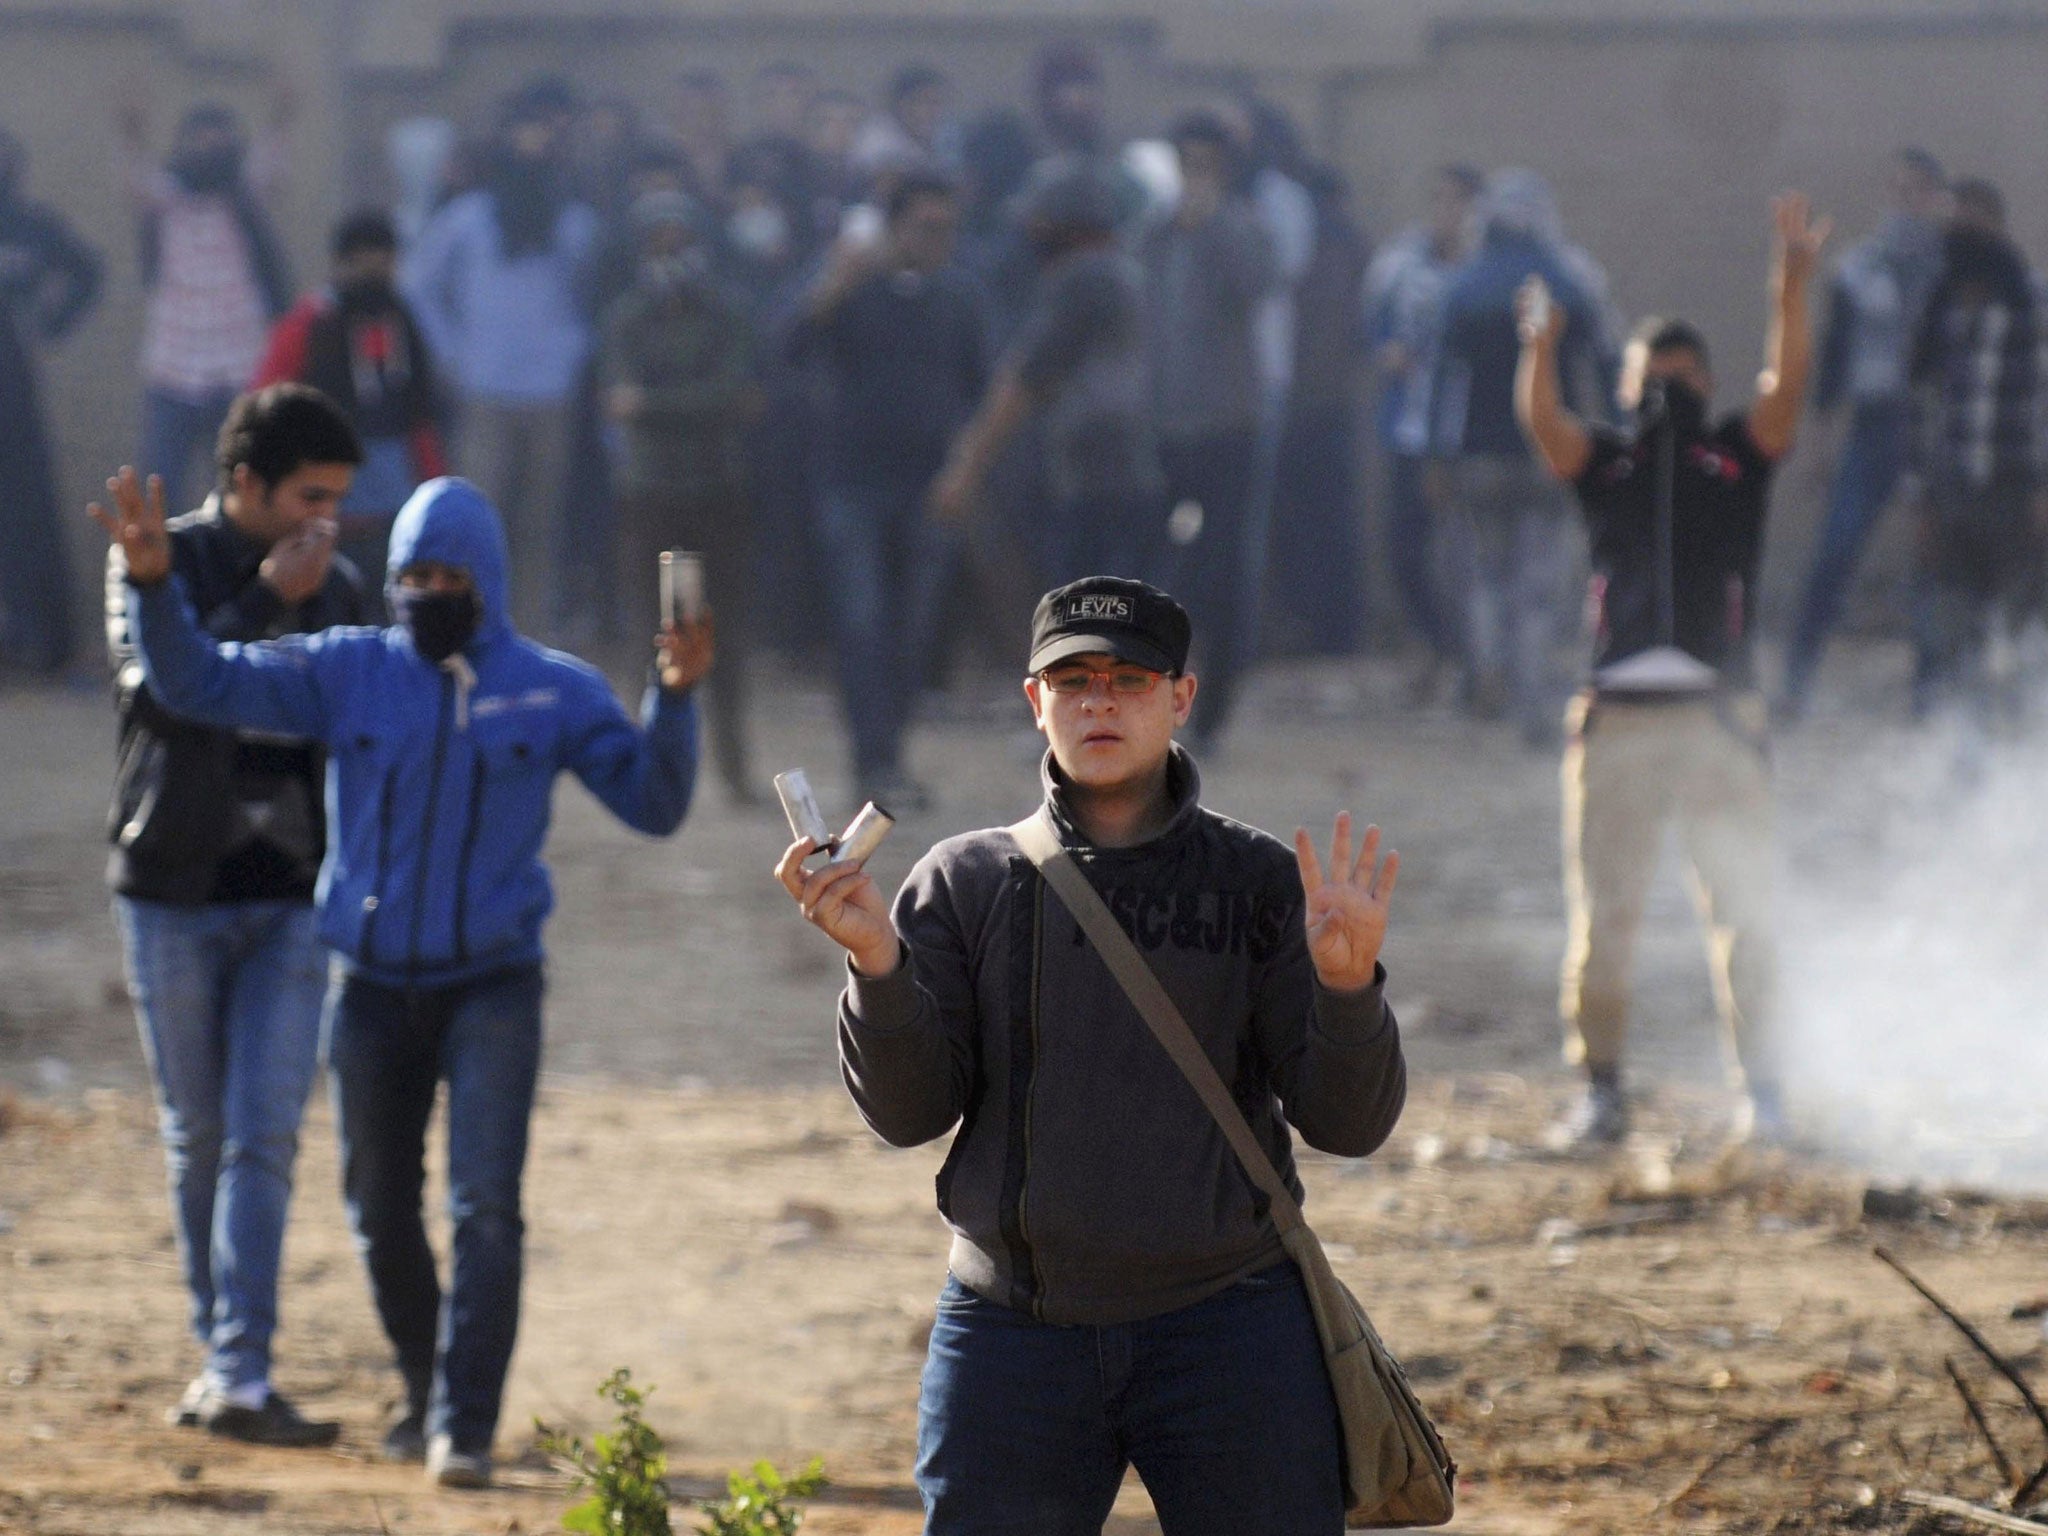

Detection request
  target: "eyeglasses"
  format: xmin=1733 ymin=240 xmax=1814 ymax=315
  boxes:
xmin=1038 ymin=663 xmax=1168 ymax=696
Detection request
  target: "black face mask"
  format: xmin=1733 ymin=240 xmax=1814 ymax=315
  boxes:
xmin=336 ymin=275 xmax=398 ymax=313
xmin=1639 ymin=377 xmax=1709 ymax=441
xmin=170 ymin=144 xmax=244 ymax=195
xmin=391 ymin=586 xmax=482 ymax=663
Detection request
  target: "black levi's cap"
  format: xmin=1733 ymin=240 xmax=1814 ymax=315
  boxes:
xmin=1027 ymin=576 xmax=1192 ymax=676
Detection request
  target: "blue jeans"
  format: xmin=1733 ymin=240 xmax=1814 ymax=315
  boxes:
xmin=915 ymin=1265 xmax=1344 ymax=1536
xmin=1385 ymin=453 xmax=1460 ymax=661
xmin=814 ymin=480 xmax=952 ymax=782
xmin=113 ymin=896 xmax=329 ymax=1391
xmin=142 ymin=386 xmax=239 ymax=517
xmin=1782 ymin=401 xmax=1910 ymax=704
xmin=325 ymin=965 xmax=544 ymax=1451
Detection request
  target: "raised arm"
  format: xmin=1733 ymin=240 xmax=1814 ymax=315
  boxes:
xmin=1514 ymin=277 xmax=1594 ymax=482
xmin=1749 ymin=192 xmax=1832 ymax=462
xmin=92 ymin=467 xmax=335 ymax=740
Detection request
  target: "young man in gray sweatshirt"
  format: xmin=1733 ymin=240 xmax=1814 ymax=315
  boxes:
xmin=776 ymin=575 xmax=1406 ymax=1536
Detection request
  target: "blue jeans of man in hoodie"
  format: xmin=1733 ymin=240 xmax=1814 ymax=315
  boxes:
xmin=114 ymin=896 xmax=329 ymax=1394
xmin=324 ymin=964 xmax=544 ymax=1453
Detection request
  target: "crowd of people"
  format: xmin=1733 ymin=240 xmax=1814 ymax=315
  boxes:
xmin=5 ymin=56 xmax=2046 ymax=771
xmin=16 ymin=32 xmax=2048 ymax=1532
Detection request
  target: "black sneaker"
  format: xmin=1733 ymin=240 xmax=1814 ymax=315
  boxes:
xmin=1547 ymin=1076 xmax=1630 ymax=1153
xmin=427 ymin=1432 xmax=493 ymax=1489
xmin=382 ymin=1404 xmax=428 ymax=1463
xmin=200 ymin=1389 xmax=342 ymax=1448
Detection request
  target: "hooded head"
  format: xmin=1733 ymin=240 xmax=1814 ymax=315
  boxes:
xmin=385 ymin=478 xmax=512 ymax=650
xmin=1478 ymin=168 xmax=1562 ymax=247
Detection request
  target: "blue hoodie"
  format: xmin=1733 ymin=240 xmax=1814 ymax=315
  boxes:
xmin=127 ymin=478 xmax=699 ymax=987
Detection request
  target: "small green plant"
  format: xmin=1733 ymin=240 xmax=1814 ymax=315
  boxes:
xmin=537 ymin=1368 xmax=675 ymax=1536
xmin=695 ymin=1459 xmax=827 ymax=1536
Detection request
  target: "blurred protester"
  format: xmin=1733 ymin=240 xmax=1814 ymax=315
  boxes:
xmin=774 ymin=575 xmax=1406 ymax=1536
xmin=1264 ymin=162 xmax=1368 ymax=657
xmin=1904 ymin=177 xmax=2048 ymax=728
xmin=405 ymin=87 xmax=600 ymax=639
xmin=671 ymin=69 xmax=733 ymax=205
xmin=1024 ymin=41 xmax=1149 ymax=238
xmin=1139 ymin=110 xmax=1276 ymax=751
xmin=1224 ymin=96 xmax=1317 ymax=660
xmin=933 ymin=170 xmax=1159 ymax=587
xmin=97 ymin=470 xmax=711 ymax=1489
xmin=0 ymin=126 xmax=101 ymax=677
xmin=738 ymin=62 xmax=836 ymax=262
xmin=254 ymin=211 xmax=447 ymax=614
xmin=1365 ymin=164 xmax=1480 ymax=697
xmin=852 ymin=63 xmax=957 ymax=181
xmin=602 ymin=191 xmax=757 ymax=802
xmin=103 ymin=386 xmax=367 ymax=1446
xmin=386 ymin=117 xmax=460 ymax=251
xmin=569 ymin=96 xmax=642 ymax=225
xmin=119 ymin=97 xmax=295 ymax=515
xmin=789 ymin=169 xmax=988 ymax=805
xmin=1431 ymin=168 xmax=1612 ymax=745
xmin=807 ymin=88 xmax=869 ymax=211
xmin=955 ymin=107 xmax=1041 ymax=344
xmin=1778 ymin=148 xmax=1949 ymax=720
xmin=1517 ymin=196 xmax=1827 ymax=1148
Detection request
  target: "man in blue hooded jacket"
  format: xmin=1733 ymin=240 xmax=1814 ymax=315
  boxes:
xmin=93 ymin=468 xmax=712 ymax=1488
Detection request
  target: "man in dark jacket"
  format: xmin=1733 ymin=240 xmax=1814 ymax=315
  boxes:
xmin=105 ymin=384 xmax=366 ymax=1447
xmin=254 ymin=209 xmax=448 ymax=615
xmin=1137 ymin=112 xmax=1276 ymax=751
xmin=788 ymin=168 xmax=988 ymax=807
xmin=0 ymin=125 xmax=101 ymax=677
xmin=776 ymin=575 xmax=1405 ymax=1535
xmin=1516 ymin=195 xmax=1827 ymax=1148
xmin=95 ymin=470 xmax=711 ymax=1489
xmin=600 ymin=190 xmax=756 ymax=801
xmin=1904 ymin=179 xmax=2048 ymax=723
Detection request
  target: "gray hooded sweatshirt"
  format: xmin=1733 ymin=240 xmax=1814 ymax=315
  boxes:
xmin=839 ymin=746 xmax=1406 ymax=1326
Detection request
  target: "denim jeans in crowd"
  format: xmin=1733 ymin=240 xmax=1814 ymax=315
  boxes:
xmin=142 ymin=386 xmax=240 ymax=518
xmin=1781 ymin=400 xmax=1910 ymax=707
xmin=915 ymin=1264 xmax=1345 ymax=1536
xmin=113 ymin=896 xmax=329 ymax=1392
xmin=1446 ymin=451 xmax=1580 ymax=740
xmin=813 ymin=478 xmax=952 ymax=786
xmin=324 ymin=964 xmax=544 ymax=1453
xmin=1384 ymin=453 xmax=1461 ymax=662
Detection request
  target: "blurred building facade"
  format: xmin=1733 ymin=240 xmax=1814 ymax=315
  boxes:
xmin=8 ymin=0 xmax=2047 ymax=642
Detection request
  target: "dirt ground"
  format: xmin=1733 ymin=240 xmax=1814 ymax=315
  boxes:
xmin=4 ymin=652 xmax=2045 ymax=1535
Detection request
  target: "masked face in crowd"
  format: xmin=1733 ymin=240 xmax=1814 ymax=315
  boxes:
xmin=638 ymin=221 xmax=706 ymax=293
xmin=334 ymin=247 xmax=399 ymax=312
xmin=391 ymin=563 xmax=483 ymax=664
xmin=170 ymin=125 xmax=246 ymax=195
xmin=1621 ymin=343 xmax=1714 ymax=438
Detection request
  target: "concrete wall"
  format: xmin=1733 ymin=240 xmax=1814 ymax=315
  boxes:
xmin=7 ymin=0 xmax=2046 ymax=654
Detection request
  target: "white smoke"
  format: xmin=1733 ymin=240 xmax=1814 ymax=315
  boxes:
xmin=1777 ymin=685 xmax=2048 ymax=1190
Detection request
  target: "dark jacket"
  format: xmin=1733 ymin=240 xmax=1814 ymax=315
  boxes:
xmin=1432 ymin=229 xmax=1607 ymax=457
xmin=598 ymin=274 xmax=754 ymax=500
xmin=125 ymin=478 xmax=699 ymax=987
xmin=839 ymin=747 xmax=1405 ymax=1326
xmin=107 ymin=496 xmax=366 ymax=904
xmin=1571 ymin=412 xmax=1776 ymax=686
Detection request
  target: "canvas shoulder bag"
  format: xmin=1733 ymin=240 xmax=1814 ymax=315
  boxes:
xmin=1010 ymin=809 xmax=1456 ymax=1529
